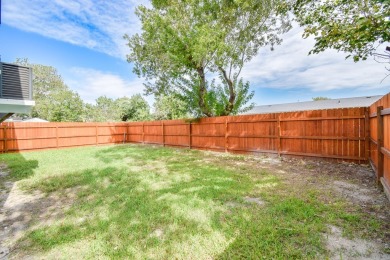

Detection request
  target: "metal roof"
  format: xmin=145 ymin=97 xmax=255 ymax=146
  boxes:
xmin=23 ymin=117 xmax=49 ymax=122
xmin=243 ymin=95 xmax=383 ymax=115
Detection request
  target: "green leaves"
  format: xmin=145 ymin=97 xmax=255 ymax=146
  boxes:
xmin=290 ymin=0 xmax=390 ymax=62
xmin=153 ymin=93 xmax=190 ymax=120
xmin=86 ymin=95 xmax=152 ymax=122
xmin=15 ymin=59 xmax=153 ymax=122
xmin=15 ymin=59 xmax=85 ymax=122
xmin=117 ymin=94 xmax=151 ymax=122
xmin=126 ymin=0 xmax=290 ymax=117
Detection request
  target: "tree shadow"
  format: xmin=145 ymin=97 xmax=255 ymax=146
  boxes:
xmin=0 ymin=155 xmax=38 ymax=211
xmin=0 ymin=150 xmax=38 ymax=258
xmin=94 ymin=143 xmax=175 ymax=164
xmin=6 ymin=165 xmax=209 ymax=257
xmin=3 ymin=146 xmax=243 ymax=258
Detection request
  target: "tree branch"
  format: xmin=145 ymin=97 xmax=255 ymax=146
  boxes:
xmin=218 ymin=66 xmax=235 ymax=115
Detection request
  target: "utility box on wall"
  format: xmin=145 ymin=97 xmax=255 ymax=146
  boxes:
xmin=0 ymin=62 xmax=35 ymax=116
xmin=0 ymin=62 xmax=33 ymax=100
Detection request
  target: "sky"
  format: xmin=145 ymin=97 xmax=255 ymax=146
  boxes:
xmin=0 ymin=0 xmax=389 ymax=107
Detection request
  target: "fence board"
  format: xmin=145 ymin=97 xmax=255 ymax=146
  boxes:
xmin=369 ymin=92 xmax=390 ymax=200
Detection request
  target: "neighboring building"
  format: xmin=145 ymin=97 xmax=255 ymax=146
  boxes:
xmin=5 ymin=117 xmax=49 ymax=123
xmin=23 ymin=118 xmax=49 ymax=122
xmin=4 ymin=118 xmax=23 ymax=122
xmin=242 ymin=95 xmax=382 ymax=115
xmin=0 ymin=62 xmax=35 ymax=122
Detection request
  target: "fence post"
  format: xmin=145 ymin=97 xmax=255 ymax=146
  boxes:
xmin=126 ymin=124 xmax=128 ymax=143
xmin=56 ymin=125 xmax=59 ymax=148
xmin=3 ymin=124 xmax=7 ymax=153
xmin=277 ymin=114 xmax=281 ymax=156
xmin=142 ymin=123 xmax=145 ymax=144
xmin=1 ymin=125 xmax=3 ymax=153
xmin=225 ymin=117 xmax=228 ymax=153
xmin=189 ymin=122 xmax=192 ymax=149
xmin=123 ymin=124 xmax=126 ymax=144
xmin=127 ymin=124 xmax=129 ymax=143
xmin=95 ymin=124 xmax=98 ymax=145
xmin=162 ymin=121 xmax=165 ymax=147
xmin=377 ymin=106 xmax=384 ymax=185
xmin=364 ymin=108 xmax=370 ymax=162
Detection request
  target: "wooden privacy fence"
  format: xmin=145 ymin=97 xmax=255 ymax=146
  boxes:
xmin=0 ymin=122 xmax=129 ymax=152
xmin=128 ymin=107 xmax=368 ymax=163
xmin=369 ymin=92 xmax=390 ymax=199
xmin=0 ymin=107 xmax=368 ymax=163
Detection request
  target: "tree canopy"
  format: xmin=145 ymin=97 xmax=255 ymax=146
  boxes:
xmin=14 ymin=59 xmax=152 ymax=122
xmin=153 ymin=93 xmax=190 ymax=120
xmin=289 ymin=0 xmax=390 ymax=62
xmin=15 ymin=59 xmax=85 ymax=122
xmin=125 ymin=0 xmax=290 ymax=117
xmin=83 ymin=95 xmax=151 ymax=122
xmin=86 ymin=96 xmax=119 ymax=122
xmin=117 ymin=94 xmax=151 ymax=122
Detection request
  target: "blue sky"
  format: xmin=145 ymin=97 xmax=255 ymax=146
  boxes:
xmin=0 ymin=0 xmax=389 ymax=107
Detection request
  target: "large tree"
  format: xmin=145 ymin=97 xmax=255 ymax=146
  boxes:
xmin=153 ymin=93 xmax=190 ymax=120
xmin=15 ymin=59 xmax=85 ymax=122
xmin=125 ymin=0 xmax=290 ymax=117
xmin=85 ymin=94 xmax=151 ymax=122
xmin=88 ymin=96 xmax=120 ymax=122
xmin=289 ymin=0 xmax=390 ymax=62
xmin=117 ymin=94 xmax=151 ymax=121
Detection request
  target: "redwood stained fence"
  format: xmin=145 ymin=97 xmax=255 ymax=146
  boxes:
xmin=128 ymin=107 xmax=368 ymax=163
xmin=0 ymin=122 xmax=128 ymax=152
xmin=0 ymin=107 xmax=368 ymax=163
xmin=369 ymin=92 xmax=390 ymax=199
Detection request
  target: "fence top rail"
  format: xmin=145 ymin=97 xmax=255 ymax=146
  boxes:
xmin=381 ymin=108 xmax=390 ymax=116
xmin=1 ymin=125 xmax=129 ymax=129
xmin=280 ymin=115 xmax=365 ymax=121
xmin=370 ymin=107 xmax=390 ymax=118
xmin=1 ymin=122 xmax=129 ymax=127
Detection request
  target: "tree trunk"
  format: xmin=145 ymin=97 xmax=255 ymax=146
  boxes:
xmin=196 ymin=67 xmax=213 ymax=117
xmin=218 ymin=67 xmax=235 ymax=116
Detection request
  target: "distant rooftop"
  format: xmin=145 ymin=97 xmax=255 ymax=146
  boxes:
xmin=243 ymin=95 xmax=383 ymax=115
xmin=23 ymin=118 xmax=49 ymax=122
xmin=5 ymin=117 xmax=49 ymax=122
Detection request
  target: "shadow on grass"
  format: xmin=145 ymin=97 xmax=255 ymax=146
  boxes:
xmin=7 ymin=145 xmax=377 ymax=259
xmin=215 ymin=197 xmax=327 ymax=259
xmin=0 ymin=152 xmax=38 ymax=181
xmin=14 ymin=147 xmax=333 ymax=258
xmin=0 ymin=152 xmax=39 ymax=257
xmin=94 ymin=143 xmax=195 ymax=164
xmin=17 ymin=163 xmax=241 ymax=258
xmin=0 ymin=152 xmax=38 ymax=209
xmin=10 ymin=145 xmax=250 ymax=256
xmin=17 ymin=172 xmax=332 ymax=259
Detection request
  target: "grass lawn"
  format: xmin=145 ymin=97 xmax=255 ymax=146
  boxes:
xmin=0 ymin=144 xmax=389 ymax=259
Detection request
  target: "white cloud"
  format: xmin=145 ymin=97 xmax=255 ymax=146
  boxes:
xmin=241 ymin=26 xmax=389 ymax=92
xmin=3 ymin=1 xmax=388 ymax=96
xmin=65 ymin=68 xmax=153 ymax=104
xmin=2 ymin=0 xmax=149 ymax=58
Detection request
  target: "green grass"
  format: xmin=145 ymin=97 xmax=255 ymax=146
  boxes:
xmin=0 ymin=144 xmax=383 ymax=259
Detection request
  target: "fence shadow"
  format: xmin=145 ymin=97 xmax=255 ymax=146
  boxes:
xmin=1 ymin=123 xmax=39 ymax=206
xmin=0 ymin=124 xmax=39 ymax=257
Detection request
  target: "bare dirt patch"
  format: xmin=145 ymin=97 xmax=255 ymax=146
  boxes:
xmin=326 ymin=225 xmax=388 ymax=260
xmin=278 ymin=160 xmax=390 ymax=258
xmin=243 ymin=196 xmax=265 ymax=206
xmin=207 ymin=151 xmax=390 ymax=258
xmin=0 ymin=169 xmax=78 ymax=259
